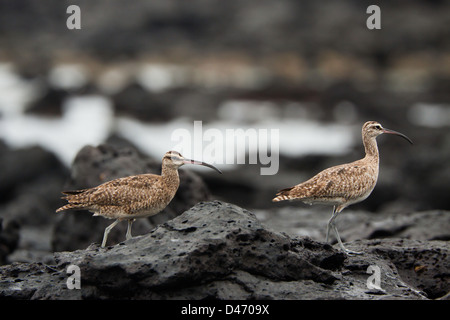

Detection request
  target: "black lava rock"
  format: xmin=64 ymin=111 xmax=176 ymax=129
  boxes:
xmin=1 ymin=201 xmax=448 ymax=299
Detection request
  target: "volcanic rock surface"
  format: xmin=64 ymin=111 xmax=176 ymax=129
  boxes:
xmin=0 ymin=201 xmax=448 ymax=300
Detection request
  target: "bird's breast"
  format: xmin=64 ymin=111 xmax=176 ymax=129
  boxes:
xmin=139 ymin=186 xmax=178 ymax=217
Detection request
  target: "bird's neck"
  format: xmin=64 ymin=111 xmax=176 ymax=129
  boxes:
xmin=363 ymin=135 xmax=379 ymax=160
xmin=161 ymin=164 xmax=180 ymax=186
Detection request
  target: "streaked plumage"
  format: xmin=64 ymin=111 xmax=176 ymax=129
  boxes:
xmin=56 ymin=150 xmax=222 ymax=247
xmin=273 ymin=121 xmax=412 ymax=255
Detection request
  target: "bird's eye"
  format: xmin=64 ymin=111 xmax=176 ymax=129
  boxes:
xmin=375 ymin=125 xmax=382 ymax=130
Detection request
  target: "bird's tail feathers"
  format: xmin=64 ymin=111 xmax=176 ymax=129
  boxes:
xmin=56 ymin=203 xmax=83 ymax=213
xmin=61 ymin=189 xmax=88 ymax=196
xmin=272 ymin=186 xmax=295 ymax=202
xmin=56 ymin=189 xmax=91 ymax=213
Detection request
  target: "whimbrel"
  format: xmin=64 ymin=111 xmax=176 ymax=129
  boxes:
xmin=56 ymin=151 xmax=222 ymax=247
xmin=272 ymin=121 xmax=412 ymax=255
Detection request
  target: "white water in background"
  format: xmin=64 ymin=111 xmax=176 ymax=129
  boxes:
xmin=0 ymin=95 xmax=114 ymax=165
xmin=0 ymin=106 xmax=356 ymax=170
xmin=0 ymin=63 xmax=359 ymax=170
xmin=408 ymin=103 xmax=450 ymax=128
xmin=117 ymin=116 xmax=356 ymax=173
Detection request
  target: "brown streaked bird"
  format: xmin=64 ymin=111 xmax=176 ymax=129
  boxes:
xmin=56 ymin=151 xmax=222 ymax=247
xmin=272 ymin=121 xmax=412 ymax=255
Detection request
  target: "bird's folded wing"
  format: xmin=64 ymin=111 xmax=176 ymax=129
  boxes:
xmin=288 ymin=163 xmax=374 ymax=200
xmin=64 ymin=174 xmax=163 ymax=206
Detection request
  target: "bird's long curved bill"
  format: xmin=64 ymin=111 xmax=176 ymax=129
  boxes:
xmin=382 ymin=128 xmax=413 ymax=144
xmin=183 ymin=159 xmax=223 ymax=174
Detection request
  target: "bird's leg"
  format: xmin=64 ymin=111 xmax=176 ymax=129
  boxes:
xmin=332 ymin=225 xmax=362 ymax=255
xmin=126 ymin=219 xmax=135 ymax=240
xmin=326 ymin=206 xmax=336 ymax=243
xmin=327 ymin=206 xmax=362 ymax=255
xmin=102 ymin=219 xmax=119 ymax=248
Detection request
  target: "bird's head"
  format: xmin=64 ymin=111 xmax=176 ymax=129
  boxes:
xmin=162 ymin=151 xmax=222 ymax=173
xmin=363 ymin=121 xmax=413 ymax=144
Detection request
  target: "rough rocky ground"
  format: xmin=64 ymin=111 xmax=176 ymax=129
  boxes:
xmin=0 ymin=201 xmax=448 ymax=300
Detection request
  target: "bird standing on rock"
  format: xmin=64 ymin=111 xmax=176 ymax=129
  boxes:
xmin=56 ymin=150 xmax=222 ymax=247
xmin=272 ymin=121 xmax=413 ymax=255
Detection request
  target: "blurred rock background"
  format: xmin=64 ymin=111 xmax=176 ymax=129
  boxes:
xmin=0 ymin=0 xmax=449 ymax=263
